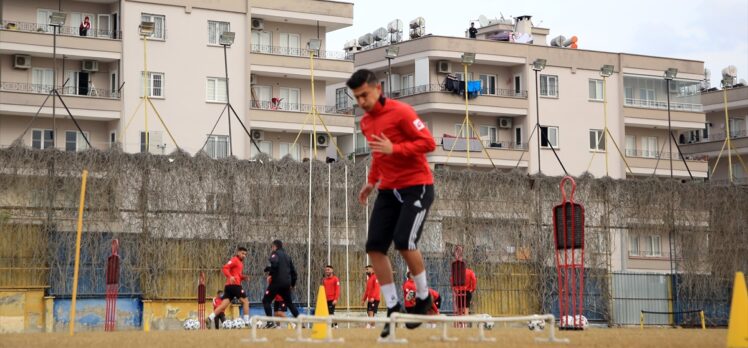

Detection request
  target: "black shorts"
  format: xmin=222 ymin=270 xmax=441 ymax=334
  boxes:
xmin=273 ymin=300 xmax=286 ymax=313
xmin=434 ymin=297 xmax=442 ymax=309
xmin=366 ymin=184 xmax=434 ymax=253
xmin=327 ymin=300 xmax=336 ymax=315
xmin=367 ymin=300 xmax=380 ymax=313
xmin=222 ymin=285 xmax=246 ymax=300
xmin=466 ymin=291 xmax=473 ymax=308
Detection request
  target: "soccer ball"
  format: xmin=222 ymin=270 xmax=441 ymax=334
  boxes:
xmin=254 ymin=319 xmax=265 ymax=329
xmin=232 ymin=319 xmax=247 ymax=329
xmin=527 ymin=319 xmax=545 ymax=331
xmin=478 ymin=314 xmax=494 ymax=330
xmin=183 ymin=318 xmax=200 ymax=330
xmin=222 ymin=319 xmax=236 ymax=330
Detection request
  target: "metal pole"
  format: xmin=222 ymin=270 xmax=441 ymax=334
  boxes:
xmin=327 ymin=163 xmax=331 ymax=265
xmin=344 ymin=164 xmax=350 ymax=324
xmin=464 ymin=63 xmax=470 ymax=166
xmin=387 ymin=58 xmax=392 ymax=98
xmin=70 ymin=169 xmax=89 ymax=336
xmin=224 ymin=44 xmax=233 ymax=156
xmin=667 ymin=79 xmax=673 ymax=178
xmin=53 ymin=25 xmax=57 ymax=148
xmin=307 ymin=132 xmax=313 ymax=317
xmin=603 ymin=76 xmax=609 ymax=177
xmin=535 ymin=69 xmax=541 ymax=175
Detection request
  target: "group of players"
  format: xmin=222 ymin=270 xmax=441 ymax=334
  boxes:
xmin=207 ymin=68 xmax=473 ymax=337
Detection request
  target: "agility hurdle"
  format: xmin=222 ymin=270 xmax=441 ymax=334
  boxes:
xmin=244 ymin=313 xmax=569 ymax=344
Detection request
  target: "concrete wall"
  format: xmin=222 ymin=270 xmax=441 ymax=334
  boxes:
xmin=0 ymin=115 xmax=113 ymax=149
xmin=0 ymin=289 xmax=46 ymax=333
xmin=52 ymin=297 xmax=142 ymax=332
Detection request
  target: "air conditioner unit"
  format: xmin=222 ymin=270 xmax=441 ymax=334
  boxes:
xmin=437 ymin=60 xmax=451 ymax=74
xmin=251 ymin=129 xmax=264 ymax=141
xmin=316 ymin=134 xmax=330 ymax=147
xmin=13 ymin=55 xmax=31 ymax=69
xmin=81 ymin=60 xmax=99 ymax=72
xmin=251 ymin=18 xmax=264 ymax=30
xmin=498 ymin=118 xmax=512 ymax=129
xmin=250 ymin=74 xmax=257 ymax=85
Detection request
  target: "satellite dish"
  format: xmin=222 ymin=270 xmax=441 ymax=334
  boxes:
xmin=409 ymin=17 xmax=425 ymax=29
xmin=722 ymin=65 xmax=738 ymax=78
xmin=478 ymin=15 xmax=489 ymax=27
xmin=387 ymin=19 xmax=403 ymax=34
xmin=390 ymin=32 xmax=403 ymax=43
xmin=372 ymin=27 xmax=388 ymax=42
xmin=358 ymin=33 xmax=373 ymax=46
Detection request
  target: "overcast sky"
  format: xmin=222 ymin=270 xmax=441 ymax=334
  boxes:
xmin=328 ymin=0 xmax=748 ymax=86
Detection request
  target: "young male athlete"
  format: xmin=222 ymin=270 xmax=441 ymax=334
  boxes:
xmin=322 ymin=265 xmax=341 ymax=327
xmin=261 ymin=240 xmax=300 ymax=328
xmin=206 ymin=246 xmax=250 ymax=328
xmin=347 ymin=69 xmax=437 ymax=338
xmin=362 ymin=265 xmax=381 ymax=329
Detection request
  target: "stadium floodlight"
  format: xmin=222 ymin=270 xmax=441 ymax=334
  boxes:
xmin=532 ymin=58 xmax=546 ymax=72
xmin=49 ymin=12 xmax=67 ymax=26
xmin=664 ymin=68 xmax=678 ymax=80
xmin=461 ymin=52 xmax=476 ymax=65
xmin=219 ymin=31 xmax=236 ymax=46
xmin=600 ymin=64 xmax=614 ymax=77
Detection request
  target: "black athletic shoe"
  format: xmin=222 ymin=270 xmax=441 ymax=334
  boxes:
xmin=204 ymin=317 xmax=213 ymax=329
xmin=405 ymin=295 xmax=433 ymax=329
xmin=380 ymin=303 xmax=403 ymax=338
xmin=263 ymin=321 xmax=277 ymax=329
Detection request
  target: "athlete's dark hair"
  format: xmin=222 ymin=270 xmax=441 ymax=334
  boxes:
xmin=325 ymin=265 xmax=333 ymax=269
xmin=346 ymin=69 xmax=378 ymax=89
xmin=237 ymin=246 xmax=247 ymax=252
xmin=272 ymin=239 xmax=283 ymax=249
xmin=365 ymin=264 xmax=373 ymax=268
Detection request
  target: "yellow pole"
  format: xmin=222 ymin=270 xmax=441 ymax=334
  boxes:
xmin=144 ymin=35 xmax=149 ymax=153
xmin=640 ymin=311 xmax=644 ymax=330
xmin=723 ymin=88 xmax=733 ymax=182
xmin=699 ymin=310 xmax=705 ymax=330
xmin=603 ymin=76 xmax=609 ymax=177
xmin=464 ymin=63 xmax=470 ymax=167
xmin=69 ymin=169 xmax=89 ymax=336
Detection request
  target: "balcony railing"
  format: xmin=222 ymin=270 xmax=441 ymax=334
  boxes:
xmin=624 ymin=98 xmax=703 ymax=112
xmin=436 ymin=137 xmax=528 ymax=151
xmin=1 ymin=81 xmax=120 ymax=99
xmin=624 ymin=149 xmax=708 ymax=162
xmin=250 ymin=44 xmax=353 ymax=61
xmin=385 ymin=84 xmax=528 ymax=99
xmin=2 ymin=19 xmax=121 ymax=39
xmin=683 ymin=130 xmax=748 ymax=144
xmin=250 ymin=100 xmax=353 ymax=116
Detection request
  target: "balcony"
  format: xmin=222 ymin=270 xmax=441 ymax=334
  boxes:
xmin=0 ymin=82 xmax=120 ymax=120
xmin=679 ymin=130 xmax=748 ymax=157
xmin=430 ymin=137 xmax=529 ymax=167
xmin=250 ymin=45 xmax=353 ymax=82
xmin=249 ymin=100 xmax=353 ymax=134
xmin=385 ymin=84 xmax=528 ymax=116
xmin=1 ymin=20 xmax=121 ymax=60
xmin=624 ymin=149 xmax=708 ymax=178
xmin=250 ymin=0 xmax=353 ymax=31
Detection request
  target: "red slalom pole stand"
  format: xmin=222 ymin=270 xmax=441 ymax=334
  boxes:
xmin=553 ymin=177 xmax=586 ymax=330
xmin=451 ymin=245 xmax=467 ymax=328
xmin=104 ymin=239 xmax=120 ymax=332
xmin=198 ymin=272 xmax=207 ymax=329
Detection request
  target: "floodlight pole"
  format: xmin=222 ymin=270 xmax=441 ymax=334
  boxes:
xmin=223 ymin=43 xmax=233 ymax=156
xmin=52 ymin=23 xmax=58 ymax=148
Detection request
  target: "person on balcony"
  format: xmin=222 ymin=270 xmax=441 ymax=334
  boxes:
xmin=79 ymin=16 xmax=91 ymax=36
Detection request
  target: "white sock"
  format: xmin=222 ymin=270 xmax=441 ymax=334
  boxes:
xmin=413 ymin=271 xmax=429 ymax=300
xmin=381 ymin=283 xmax=399 ymax=308
xmin=208 ymin=313 xmax=216 ymax=320
xmin=243 ymin=315 xmax=249 ymax=322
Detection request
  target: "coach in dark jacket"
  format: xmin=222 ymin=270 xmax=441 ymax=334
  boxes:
xmin=261 ymin=240 xmax=300 ymax=327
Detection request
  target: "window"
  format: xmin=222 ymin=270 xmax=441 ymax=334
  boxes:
xmin=140 ymin=131 xmax=163 ymax=153
xmin=141 ymin=13 xmax=165 ymax=40
xmin=335 ymin=87 xmax=350 ymax=111
xmin=205 ymin=135 xmax=229 ymax=159
xmin=641 ymin=136 xmax=658 ymax=158
xmin=250 ymin=141 xmax=272 ymax=158
xmin=702 ymin=123 xmax=709 ymax=140
xmin=733 ymin=162 xmax=746 ymax=179
xmin=624 ymin=87 xmax=634 ymax=104
xmin=32 ymin=129 xmax=54 ymax=149
xmin=279 ymin=87 xmax=300 ymax=111
xmin=454 ymin=124 xmax=473 ymax=138
xmin=479 ymin=126 xmax=497 ymax=144
xmin=111 ymin=72 xmax=118 ymax=96
xmin=36 ymin=9 xmax=53 ymax=32
xmin=64 ymin=71 xmax=92 ymax=96
xmin=142 ymin=72 xmax=164 ymax=98
xmin=69 ymin=12 xmax=96 ymax=37
xmin=540 ymin=126 xmax=559 ymax=148
xmin=280 ymin=142 xmax=301 ymax=161
xmin=208 ymin=20 xmax=230 ymax=45
xmin=206 ymin=77 xmax=227 ymax=102
xmin=625 ymin=135 xmax=636 ymax=157
xmin=540 ymin=75 xmax=558 ymax=97
xmin=251 ymin=30 xmax=272 ymax=53
xmin=729 ymin=118 xmax=746 ymax=138
xmin=589 ymin=79 xmax=603 ymax=101
xmin=401 ymin=74 xmax=415 ymax=95
xmin=252 ymin=85 xmax=272 ymax=109
xmin=629 ymin=234 xmax=639 ymax=256
xmin=65 ymin=131 xmax=90 ymax=152
xmin=109 ymin=131 xmax=117 ymax=148
xmin=589 ymin=129 xmax=605 ymax=151
xmin=514 ymin=75 xmax=522 ymax=96
xmin=32 ymin=68 xmax=54 ymax=93
xmin=515 ymin=127 xmax=522 ymax=147
xmin=646 ymin=235 xmax=661 ymax=257
xmin=279 ymin=33 xmax=300 ymax=56
xmin=454 ymin=72 xmax=473 ymax=81
xmin=479 ymin=74 xmax=497 ymax=95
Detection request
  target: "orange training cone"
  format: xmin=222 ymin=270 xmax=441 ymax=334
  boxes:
xmin=727 ymin=272 xmax=748 ymax=348
xmin=311 ymin=286 xmax=329 ymax=339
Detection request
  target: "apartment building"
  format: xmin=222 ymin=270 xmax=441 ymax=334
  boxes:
xmin=680 ymin=85 xmax=748 ymax=184
xmin=0 ymin=0 xmax=354 ymax=160
xmin=339 ymin=19 xmax=709 ymax=180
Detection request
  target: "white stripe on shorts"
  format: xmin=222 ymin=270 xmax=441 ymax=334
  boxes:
xmin=408 ymin=209 xmax=427 ymax=250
